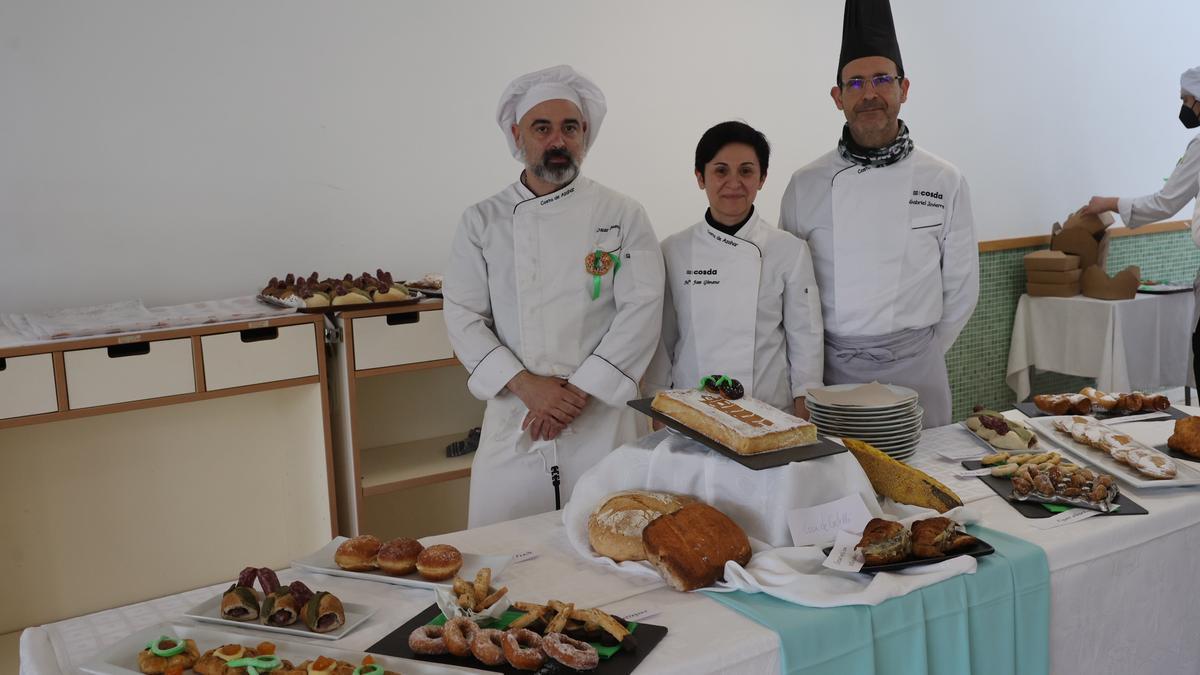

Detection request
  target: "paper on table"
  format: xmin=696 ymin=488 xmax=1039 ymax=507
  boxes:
xmin=808 ymin=382 xmax=911 ymax=407
xmin=822 ymin=530 xmax=866 ymax=572
xmin=787 ymin=493 xmax=874 ymax=547
xmin=1030 ymin=508 xmax=1103 ymax=530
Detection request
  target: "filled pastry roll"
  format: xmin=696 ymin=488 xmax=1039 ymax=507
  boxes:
xmin=220 ymin=584 xmax=260 ymax=622
xmin=303 ymin=591 xmax=346 ymax=633
xmin=261 ymin=588 xmax=300 ymax=627
xmin=856 ymin=518 xmax=911 ymax=565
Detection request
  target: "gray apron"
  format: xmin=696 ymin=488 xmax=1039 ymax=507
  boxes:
xmin=824 ymin=326 xmax=951 ymax=428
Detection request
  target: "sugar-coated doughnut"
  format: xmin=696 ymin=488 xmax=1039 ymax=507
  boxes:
xmin=415 ymin=544 xmax=463 ymax=581
xmin=335 ymin=535 xmax=381 ymax=571
xmin=377 ymin=538 xmax=424 ymax=576
xmin=502 ymin=628 xmax=545 ymax=671
xmin=408 ymin=625 xmax=448 ymax=655
xmin=442 ymin=617 xmax=479 ymax=658
xmin=470 ymin=628 xmax=506 ymax=666
xmin=542 ymin=632 xmax=600 ymax=671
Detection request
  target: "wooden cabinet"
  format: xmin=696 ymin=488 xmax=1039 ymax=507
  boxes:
xmin=0 ymin=314 xmax=335 ymax=633
xmin=0 ymin=353 xmax=57 ymax=419
xmin=329 ymin=301 xmax=484 ymax=539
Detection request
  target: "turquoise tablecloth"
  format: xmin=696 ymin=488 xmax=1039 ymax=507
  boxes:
xmin=702 ymin=526 xmax=1049 ymax=675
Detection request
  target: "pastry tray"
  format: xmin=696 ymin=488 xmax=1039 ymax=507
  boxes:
xmin=627 ymin=397 xmax=846 ymax=470
xmin=1137 ymin=283 xmax=1194 ymax=294
xmin=822 ymin=537 xmax=994 ymax=574
xmin=960 ymin=460 xmax=1147 ymax=518
xmin=256 ymin=293 xmax=426 ymax=315
xmin=369 ymin=603 xmax=667 ymax=675
xmin=1026 ymin=416 xmax=1200 ymax=489
xmin=1013 ymin=401 xmax=1188 ymax=422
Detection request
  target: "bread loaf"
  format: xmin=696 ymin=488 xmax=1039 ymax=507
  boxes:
xmin=588 ymin=491 xmax=696 ymax=562
xmin=641 ymin=503 xmax=751 ymax=591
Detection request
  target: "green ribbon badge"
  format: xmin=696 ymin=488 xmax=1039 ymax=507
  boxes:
xmin=588 ymin=249 xmax=621 ymax=300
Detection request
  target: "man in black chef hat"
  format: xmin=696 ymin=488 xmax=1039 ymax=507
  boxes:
xmin=779 ymin=0 xmax=980 ymax=428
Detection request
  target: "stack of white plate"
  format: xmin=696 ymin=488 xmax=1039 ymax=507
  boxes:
xmin=807 ymin=384 xmax=923 ymax=461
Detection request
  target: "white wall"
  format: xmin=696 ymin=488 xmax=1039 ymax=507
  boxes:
xmin=3 ymin=1 xmax=1198 ymax=313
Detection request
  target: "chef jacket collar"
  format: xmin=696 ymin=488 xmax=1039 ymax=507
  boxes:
xmin=513 ymin=175 xmax=584 ymax=213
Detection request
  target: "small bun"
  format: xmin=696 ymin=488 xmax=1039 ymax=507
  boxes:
xmin=378 ymin=537 xmax=425 ymax=576
xmin=335 ymin=535 xmax=382 ymax=571
xmin=416 ymin=544 xmax=463 ymax=581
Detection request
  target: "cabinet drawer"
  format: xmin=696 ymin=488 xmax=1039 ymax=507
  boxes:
xmin=201 ymin=324 xmax=319 ymax=390
xmin=352 ymin=310 xmax=452 ymax=370
xmin=64 ymin=338 xmax=195 ymax=409
xmin=0 ymin=354 xmax=58 ymax=419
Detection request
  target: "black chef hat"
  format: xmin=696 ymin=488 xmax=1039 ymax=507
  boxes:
xmin=837 ymin=0 xmax=904 ymax=85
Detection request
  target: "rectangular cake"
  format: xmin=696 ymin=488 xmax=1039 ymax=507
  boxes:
xmin=651 ymin=389 xmax=818 ymax=455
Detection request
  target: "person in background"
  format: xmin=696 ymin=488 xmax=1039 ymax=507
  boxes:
xmin=779 ymin=0 xmax=979 ymax=428
xmin=443 ymin=65 xmax=665 ymax=527
xmin=1082 ymin=65 xmax=1200 ymax=391
xmin=644 ymin=121 xmax=824 ymax=417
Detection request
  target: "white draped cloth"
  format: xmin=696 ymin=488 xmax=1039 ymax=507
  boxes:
xmin=1006 ymin=292 xmax=1196 ymax=400
xmin=563 ymin=430 xmax=979 ymax=607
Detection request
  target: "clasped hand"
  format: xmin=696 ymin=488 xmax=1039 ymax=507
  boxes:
xmin=507 ymin=371 xmax=589 ymax=441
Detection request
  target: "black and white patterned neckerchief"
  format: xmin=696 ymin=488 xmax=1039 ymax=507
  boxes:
xmin=838 ymin=120 xmax=914 ymax=168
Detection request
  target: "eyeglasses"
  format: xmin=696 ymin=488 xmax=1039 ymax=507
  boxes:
xmin=843 ymin=74 xmax=900 ymax=91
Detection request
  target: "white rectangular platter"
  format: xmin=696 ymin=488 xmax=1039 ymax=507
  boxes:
xmin=1027 ymin=415 xmax=1200 ymax=489
xmin=79 ymin=622 xmax=477 ymax=675
xmin=183 ymin=594 xmax=376 ymax=641
xmin=292 ymin=537 xmax=513 ymax=590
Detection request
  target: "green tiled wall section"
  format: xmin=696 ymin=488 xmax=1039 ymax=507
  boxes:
xmin=946 ymin=228 xmax=1200 ymax=421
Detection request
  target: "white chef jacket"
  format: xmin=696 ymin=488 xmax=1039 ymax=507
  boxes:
xmin=643 ymin=212 xmax=824 ymax=411
xmin=779 ymin=147 xmax=979 ymax=355
xmin=1118 ymin=134 xmax=1200 ymax=229
xmin=443 ymin=175 xmax=665 ymax=527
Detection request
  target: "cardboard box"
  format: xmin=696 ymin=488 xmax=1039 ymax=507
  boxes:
xmin=1062 ymin=210 xmax=1115 ymax=237
xmin=1024 ymin=250 xmax=1080 ymax=272
xmin=1027 ymin=281 xmax=1081 ymax=297
xmin=1081 ymin=264 xmax=1140 ymax=301
xmin=1027 ymin=268 xmax=1083 ymax=284
xmin=1051 ymin=222 xmax=1110 ymax=271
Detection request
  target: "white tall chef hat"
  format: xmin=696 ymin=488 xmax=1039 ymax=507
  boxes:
xmin=496 ymin=64 xmax=607 ymax=160
xmin=1182 ymin=66 xmax=1200 ymax=98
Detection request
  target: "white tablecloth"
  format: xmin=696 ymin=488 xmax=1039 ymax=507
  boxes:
xmin=1006 ymin=292 xmax=1195 ymax=400
xmin=21 ymin=407 xmax=1200 ymax=675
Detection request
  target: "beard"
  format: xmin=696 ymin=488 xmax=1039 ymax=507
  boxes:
xmin=848 ymin=101 xmax=899 ymax=148
xmin=518 ymin=143 xmax=585 ymax=186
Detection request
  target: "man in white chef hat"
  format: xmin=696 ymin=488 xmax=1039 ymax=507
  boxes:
xmin=1082 ymin=65 xmax=1200 ymax=392
xmin=779 ymin=0 xmax=979 ymax=428
xmin=444 ymin=65 xmax=665 ymax=527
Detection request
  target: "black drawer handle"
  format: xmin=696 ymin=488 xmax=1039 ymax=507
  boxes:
xmin=0 ymin=358 xmax=6 ymax=372
xmin=107 ymin=342 xmax=151 ymax=358
xmin=240 ymin=326 xmax=279 ymax=343
xmin=386 ymin=313 xmax=420 ymax=326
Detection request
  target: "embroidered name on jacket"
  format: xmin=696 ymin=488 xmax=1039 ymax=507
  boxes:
xmin=538 ymin=186 xmax=576 ymax=206
xmin=909 ymin=189 xmax=945 ymax=209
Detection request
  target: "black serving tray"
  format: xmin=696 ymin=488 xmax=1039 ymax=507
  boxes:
xmin=627 ymin=397 xmax=846 ymax=470
xmin=961 ymin=460 xmax=1147 ymax=518
xmin=822 ymin=537 xmax=994 ymax=574
xmin=1014 ymin=401 xmax=1189 ymax=422
xmin=369 ymin=603 xmax=667 ymax=675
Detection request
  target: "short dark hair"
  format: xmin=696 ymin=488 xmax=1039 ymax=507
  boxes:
xmin=695 ymin=121 xmax=770 ymax=176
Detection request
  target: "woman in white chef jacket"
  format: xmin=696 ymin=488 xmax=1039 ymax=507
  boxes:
xmin=644 ymin=121 xmax=825 ymax=416
xmin=1081 ymin=65 xmax=1200 ymax=390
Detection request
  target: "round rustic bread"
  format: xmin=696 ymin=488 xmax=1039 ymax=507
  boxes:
xmin=587 ymin=490 xmax=696 ymax=562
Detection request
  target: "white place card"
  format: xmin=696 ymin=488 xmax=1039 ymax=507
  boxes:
xmin=954 ymin=467 xmax=996 ymax=478
xmin=787 ymin=493 xmax=873 ymax=547
xmin=511 ymin=550 xmax=539 ymax=564
xmin=618 ymin=608 xmax=660 ymax=623
xmin=823 ymin=530 xmax=866 ymax=573
xmin=1030 ymin=508 xmax=1103 ymax=530
xmin=938 ymin=446 xmax=987 ymax=461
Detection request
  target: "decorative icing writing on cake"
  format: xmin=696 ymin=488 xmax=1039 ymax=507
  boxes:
xmin=699 ymin=394 xmax=775 ymax=428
